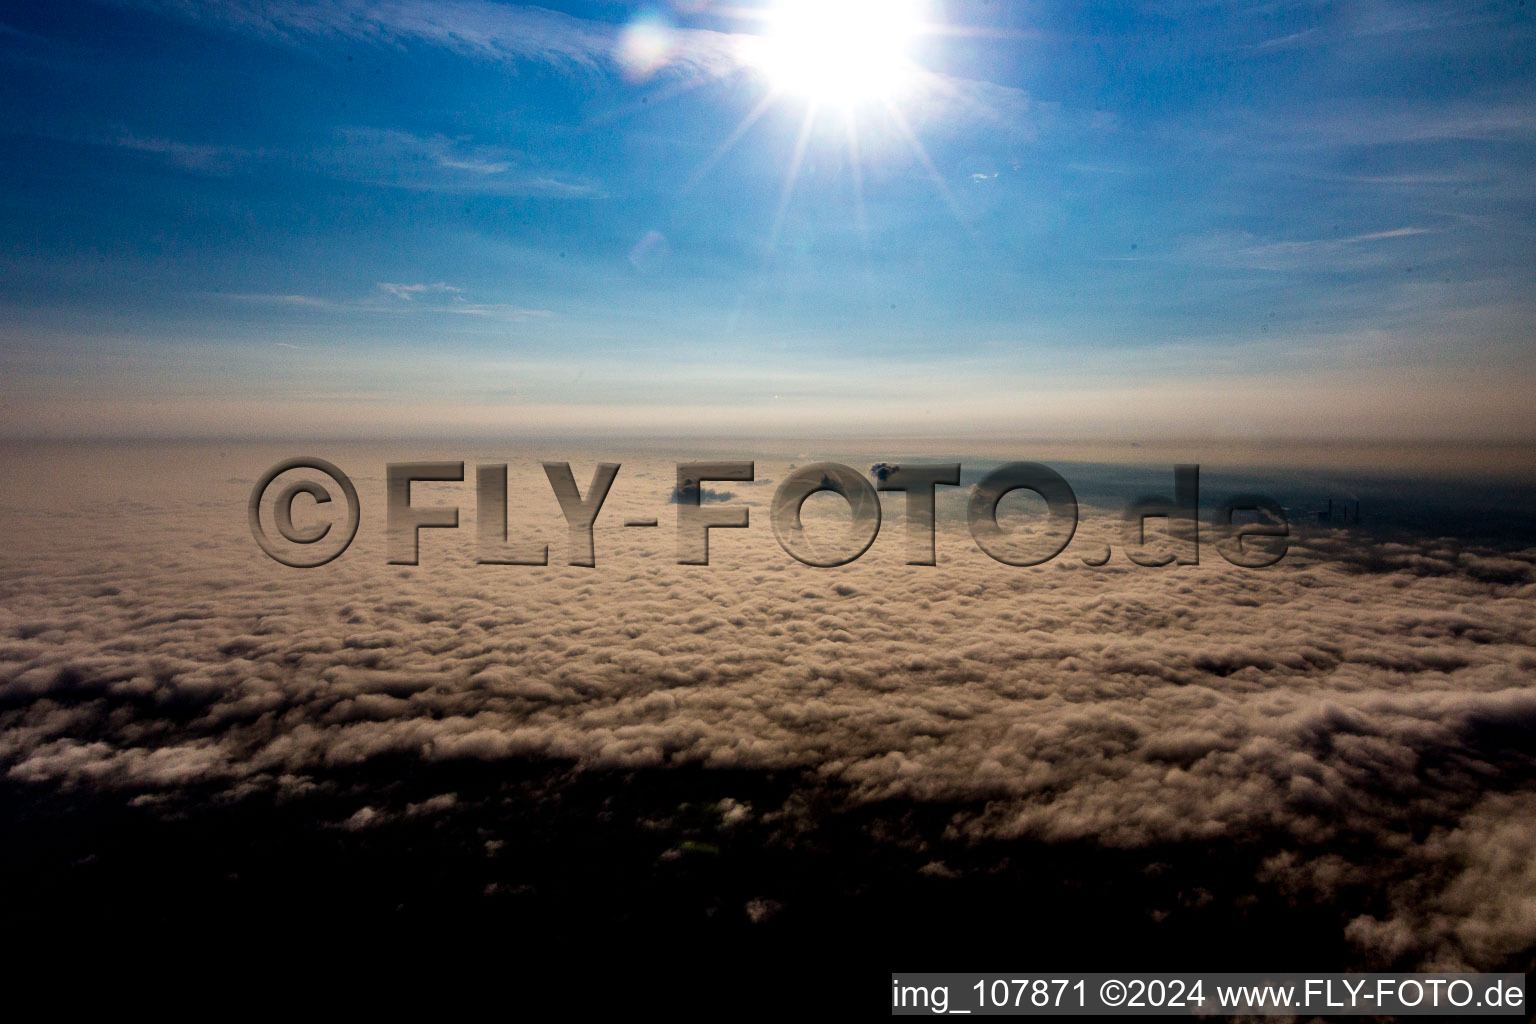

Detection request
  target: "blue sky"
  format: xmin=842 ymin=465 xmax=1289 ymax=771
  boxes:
xmin=0 ymin=0 xmax=1532 ymax=439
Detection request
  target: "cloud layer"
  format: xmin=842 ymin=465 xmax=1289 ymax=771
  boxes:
xmin=1 ymin=443 xmax=1533 ymax=971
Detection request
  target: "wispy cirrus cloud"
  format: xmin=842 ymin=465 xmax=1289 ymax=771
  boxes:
xmin=225 ymin=284 xmax=554 ymax=322
xmin=120 ymin=0 xmax=747 ymax=80
xmin=1249 ymin=0 xmax=1527 ymax=51
xmin=377 ymin=282 xmax=461 ymax=301
xmin=114 ymin=0 xmax=1043 ymax=132
xmin=315 ymin=127 xmax=608 ymax=198
xmin=60 ymin=123 xmax=604 ymax=196
xmin=1173 ymin=96 xmax=1536 ymax=157
xmin=1175 ymin=225 xmax=1437 ymax=272
xmin=109 ymin=133 xmax=248 ymax=172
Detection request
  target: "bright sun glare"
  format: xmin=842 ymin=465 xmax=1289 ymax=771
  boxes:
xmin=757 ymin=0 xmax=925 ymax=105
xmin=693 ymin=0 xmax=957 ymax=257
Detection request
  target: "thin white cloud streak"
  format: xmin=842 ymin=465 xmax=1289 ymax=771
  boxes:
xmin=1249 ymin=0 xmax=1524 ymax=51
xmin=25 ymin=124 xmax=602 ymax=196
xmin=1174 ymin=225 xmax=1435 ymax=271
xmin=109 ymin=133 xmax=249 ymax=173
xmin=315 ymin=128 xmax=608 ymax=198
xmin=222 ymin=286 xmax=554 ymax=321
xmin=1191 ymin=100 xmax=1536 ymax=154
xmin=377 ymin=282 xmax=462 ymax=300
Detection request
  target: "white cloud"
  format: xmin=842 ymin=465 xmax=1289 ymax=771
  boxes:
xmin=378 ymin=282 xmax=462 ymax=300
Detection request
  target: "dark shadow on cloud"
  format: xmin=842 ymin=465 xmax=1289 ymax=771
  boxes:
xmin=669 ymin=477 xmax=737 ymax=504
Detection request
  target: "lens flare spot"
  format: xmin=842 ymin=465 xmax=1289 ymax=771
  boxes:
xmin=616 ymin=11 xmax=678 ymax=82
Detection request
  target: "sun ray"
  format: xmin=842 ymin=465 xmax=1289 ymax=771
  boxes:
xmin=681 ymin=90 xmax=783 ymax=194
xmin=575 ymin=71 xmax=731 ymax=138
xmin=767 ymin=101 xmax=821 ymax=257
xmin=881 ymin=97 xmax=976 ymax=240
xmin=843 ymin=108 xmax=873 ymax=269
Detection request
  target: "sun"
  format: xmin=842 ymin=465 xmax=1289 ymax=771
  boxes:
xmin=755 ymin=0 xmax=925 ymax=106
xmin=680 ymin=0 xmax=960 ymax=259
